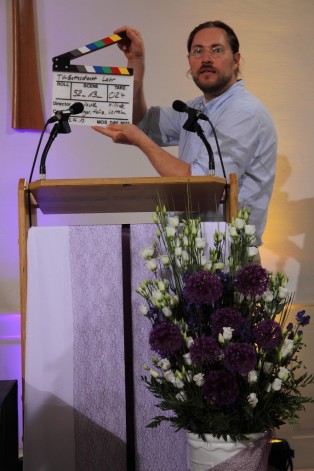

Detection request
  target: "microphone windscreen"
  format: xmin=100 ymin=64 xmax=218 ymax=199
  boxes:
xmin=70 ymin=102 xmax=84 ymax=115
xmin=172 ymin=100 xmax=186 ymax=112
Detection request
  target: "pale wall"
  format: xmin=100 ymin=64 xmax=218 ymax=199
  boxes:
xmin=1 ymin=0 xmax=313 ymax=306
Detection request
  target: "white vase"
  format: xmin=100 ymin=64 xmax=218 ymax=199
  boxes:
xmin=188 ymin=432 xmax=271 ymax=471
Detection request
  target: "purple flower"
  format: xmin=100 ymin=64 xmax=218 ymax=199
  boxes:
xmin=224 ymin=342 xmax=257 ymax=374
xmin=203 ymin=370 xmax=239 ymax=406
xmin=254 ymin=319 xmax=282 ymax=350
xmin=235 ymin=264 xmax=269 ymax=297
xmin=183 ymin=271 xmax=222 ymax=305
xmin=149 ymin=323 xmax=183 ymax=356
xmin=189 ymin=336 xmax=221 ymax=366
xmin=296 ymin=310 xmax=311 ymax=327
xmin=211 ymin=308 xmax=244 ymax=337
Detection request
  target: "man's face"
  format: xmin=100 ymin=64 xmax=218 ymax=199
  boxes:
xmin=188 ymin=27 xmax=240 ymax=101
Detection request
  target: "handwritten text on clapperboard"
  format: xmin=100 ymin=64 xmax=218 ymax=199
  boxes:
xmin=52 ymin=71 xmax=134 ymax=126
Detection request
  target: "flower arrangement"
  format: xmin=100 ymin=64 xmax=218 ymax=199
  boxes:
xmin=136 ymin=206 xmax=314 ymax=441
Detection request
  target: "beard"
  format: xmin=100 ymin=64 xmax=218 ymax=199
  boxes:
xmin=192 ymin=70 xmax=234 ymax=98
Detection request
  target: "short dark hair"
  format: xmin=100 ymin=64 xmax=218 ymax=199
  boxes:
xmin=187 ymin=20 xmax=240 ymax=54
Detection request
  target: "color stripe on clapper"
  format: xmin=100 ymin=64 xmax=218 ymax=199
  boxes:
xmin=52 ymin=32 xmax=129 ymax=72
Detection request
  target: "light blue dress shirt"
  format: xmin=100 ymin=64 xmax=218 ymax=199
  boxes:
xmin=138 ymin=81 xmax=277 ymax=245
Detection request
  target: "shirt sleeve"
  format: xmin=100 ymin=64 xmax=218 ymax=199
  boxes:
xmin=214 ymin=107 xmax=277 ymax=244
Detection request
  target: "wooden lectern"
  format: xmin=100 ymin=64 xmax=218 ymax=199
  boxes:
xmin=18 ymin=174 xmax=238 ymax=470
xmin=18 ymin=174 xmax=238 ymax=372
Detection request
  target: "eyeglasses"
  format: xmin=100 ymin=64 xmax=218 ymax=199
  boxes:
xmin=189 ymin=46 xmax=228 ymax=59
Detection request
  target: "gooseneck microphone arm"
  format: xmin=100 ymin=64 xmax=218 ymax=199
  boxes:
xmin=27 ymin=102 xmax=85 ymax=227
xmin=39 ymin=102 xmax=84 ymax=180
xmin=182 ymin=115 xmax=215 ymax=175
xmin=172 ymin=100 xmax=226 ymax=179
xmin=39 ymin=120 xmax=71 ymax=180
xmin=194 ymin=123 xmax=215 ymax=175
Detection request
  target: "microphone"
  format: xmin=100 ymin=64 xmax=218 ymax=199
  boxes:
xmin=173 ymin=99 xmax=215 ymax=175
xmin=172 ymin=100 xmax=208 ymax=122
xmin=39 ymin=102 xmax=84 ymax=179
xmin=47 ymin=102 xmax=84 ymax=124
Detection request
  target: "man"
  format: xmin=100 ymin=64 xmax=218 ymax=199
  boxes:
xmin=92 ymin=21 xmax=277 ymax=245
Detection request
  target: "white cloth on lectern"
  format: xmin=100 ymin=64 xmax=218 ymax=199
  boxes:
xmin=24 ymin=226 xmax=75 ymax=471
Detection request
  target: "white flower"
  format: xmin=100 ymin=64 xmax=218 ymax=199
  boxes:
xmin=266 ymin=383 xmax=272 ymax=393
xmin=145 ymin=259 xmax=158 ymax=272
xmin=140 ymin=246 xmax=154 ymax=259
xmin=162 ymin=306 xmax=172 ymax=318
xmin=272 ymin=378 xmax=282 ymax=391
xmin=182 ymin=250 xmax=189 ymax=262
xmin=203 ymin=261 xmax=213 ymax=271
xmin=229 ymin=226 xmax=238 ymax=238
xmin=175 ymin=246 xmax=182 ymax=257
xmin=167 ymin=216 xmax=179 ymax=228
xmin=185 ymin=336 xmax=194 ymax=348
xmin=200 ymin=256 xmax=207 ymax=267
xmin=148 ymin=368 xmax=159 ymax=379
xmin=152 ymin=289 xmax=164 ymax=303
xmin=244 ymin=224 xmax=256 ymax=236
xmin=278 ymin=286 xmax=289 ymax=299
xmin=277 ymin=366 xmax=290 ymax=381
xmin=247 ymin=393 xmax=258 ymax=407
xmin=183 ymin=352 xmax=192 ymax=366
xmin=157 ymin=280 xmax=167 ymax=292
xmin=247 ymin=246 xmax=258 ymax=258
xmin=159 ymin=358 xmax=171 ymax=371
xmin=193 ymin=373 xmax=205 ymax=387
xmin=176 ymin=391 xmax=187 ymax=401
xmin=139 ymin=304 xmax=148 ymax=316
xmin=235 ymin=218 xmax=245 ymax=230
xmin=195 ymin=237 xmax=206 ymax=249
xmin=222 ymin=327 xmax=233 ymax=341
xmin=182 ymin=236 xmax=189 ymax=247
xmin=281 ymin=338 xmax=294 ymax=358
xmin=262 ymin=290 xmax=274 ymax=303
xmin=173 ymin=377 xmax=184 ymax=389
xmin=164 ymin=370 xmax=176 ymax=382
xmin=248 ymin=370 xmax=258 ymax=383
xmin=165 ymin=226 xmax=176 ymax=239
xmin=219 ymin=327 xmax=233 ymax=344
xmin=160 ymin=254 xmax=170 ymax=266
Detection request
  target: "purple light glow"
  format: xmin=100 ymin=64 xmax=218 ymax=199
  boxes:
xmin=0 ymin=313 xmax=23 ymax=448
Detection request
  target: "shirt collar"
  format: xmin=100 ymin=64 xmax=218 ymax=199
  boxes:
xmin=202 ymin=80 xmax=244 ymax=111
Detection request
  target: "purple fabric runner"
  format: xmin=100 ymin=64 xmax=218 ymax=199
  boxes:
xmin=70 ymin=225 xmax=126 ymax=470
xmin=208 ymin=433 xmax=271 ymax=471
xmin=69 ymin=225 xmax=188 ymax=470
xmin=131 ymin=225 xmax=188 ymax=471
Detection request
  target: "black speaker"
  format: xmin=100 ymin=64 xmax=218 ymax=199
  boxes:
xmin=268 ymin=438 xmax=294 ymax=471
xmin=0 ymin=380 xmax=19 ymax=471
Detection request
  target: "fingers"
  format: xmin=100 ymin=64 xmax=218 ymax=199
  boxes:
xmin=113 ymin=26 xmax=144 ymax=55
xmin=91 ymin=124 xmax=120 ymax=136
xmin=91 ymin=124 xmax=130 ymax=144
xmin=114 ymin=26 xmax=141 ymax=38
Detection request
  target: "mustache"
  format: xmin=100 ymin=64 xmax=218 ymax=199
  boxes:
xmin=199 ymin=65 xmax=216 ymax=73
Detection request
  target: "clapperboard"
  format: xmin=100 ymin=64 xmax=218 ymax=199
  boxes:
xmin=52 ymin=32 xmax=134 ymax=126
